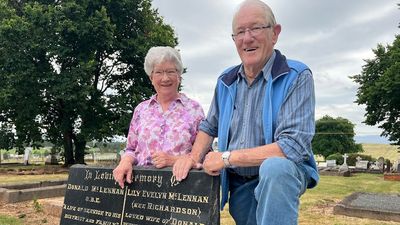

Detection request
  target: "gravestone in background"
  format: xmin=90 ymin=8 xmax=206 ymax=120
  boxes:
xmin=339 ymin=153 xmax=349 ymax=172
xmin=355 ymin=160 xmax=368 ymax=170
xmin=377 ymin=157 xmax=385 ymax=169
xmin=60 ymin=165 xmax=220 ymax=225
xmin=326 ymin=160 xmax=336 ymax=168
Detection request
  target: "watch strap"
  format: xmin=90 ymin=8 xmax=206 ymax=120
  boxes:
xmin=222 ymin=151 xmax=231 ymax=168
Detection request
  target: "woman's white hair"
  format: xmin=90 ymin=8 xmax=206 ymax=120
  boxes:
xmin=144 ymin=46 xmax=183 ymax=76
xmin=232 ymin=0 xmax=276 ymax=31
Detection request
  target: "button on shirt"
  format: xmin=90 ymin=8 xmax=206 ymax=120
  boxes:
xmin=124 ymin=93 xmax=205 ymax=166
xmin=200 ymin=50 xmax=316 ymax=177
xmin=201 ymin=52 xmax=276 ymax=176
xmin=227 ymin=53 xmax=275 ymax=176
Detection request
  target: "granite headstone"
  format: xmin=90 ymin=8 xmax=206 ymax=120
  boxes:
xmin=355 ymin=160 xmax=368 ymax=170
xmin=334 ymin=192 xmax=400 ymax=222
xmin=326 ymin=160 xmax=336 ymax=168
xmin=60 ymin=165 xmax=220 ymax=225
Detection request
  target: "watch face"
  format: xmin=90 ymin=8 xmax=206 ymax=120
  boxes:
xmin=222 ymin=152 xmax=231 ymax=167
xmin=222 ymin=151 xmax=230 ymax=159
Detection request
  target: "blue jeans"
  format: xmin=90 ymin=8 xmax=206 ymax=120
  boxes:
xmin=228 ymin=157 xmax=308 ymax=225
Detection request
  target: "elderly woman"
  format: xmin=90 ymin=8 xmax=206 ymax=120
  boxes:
xmin=113 ymin=46 xmax=204 ymax=188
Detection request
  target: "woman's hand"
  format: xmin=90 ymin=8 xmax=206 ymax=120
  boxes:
xmin=113 ymin=156 xmax=134 ymax=188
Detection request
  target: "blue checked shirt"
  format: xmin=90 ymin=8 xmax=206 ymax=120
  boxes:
xmin=200 ymin=51 xmax=315 ymax=176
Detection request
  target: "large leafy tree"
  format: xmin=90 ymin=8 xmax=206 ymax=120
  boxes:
xmin=351 ymin=35 xmax=400 ymax=145
xmin=312 ymin=115 xmax=363 ymax=159
xmin=0 ymin=0 xmax=177 ymax=165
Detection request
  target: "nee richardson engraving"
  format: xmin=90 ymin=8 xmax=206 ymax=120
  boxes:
xmin=60 ymin=165 xmax=220 ymax=225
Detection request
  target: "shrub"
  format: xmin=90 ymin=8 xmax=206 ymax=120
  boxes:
xmin=326 ymin=153 xmax=343 ymax=165
xmin=347 ymin=153 xmax=375 ymax=166
xmin=326 ymin=153 xmax=376 ymax=166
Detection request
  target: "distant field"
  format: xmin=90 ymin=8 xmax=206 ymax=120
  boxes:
xmin=314 ymin=143 xmax=399 ymax=163
xmin=362 ymin=143 xmax=399 ymax=162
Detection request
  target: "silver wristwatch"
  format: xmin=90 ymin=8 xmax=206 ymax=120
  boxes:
xmin=222 ymin=151 xmax=232 ymax=168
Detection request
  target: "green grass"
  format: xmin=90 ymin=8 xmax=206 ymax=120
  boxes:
xmin=298 ymin=173 xmax=400 ymax=225
xmin=0 ymin=174 xmax=68 ymax=186
xmin=1 ymin=174 xmax=399 ymax=224
xmin=0 ymin=215 xmax=23 ymax=225
xmin=219 ymin=173 xmax=400 ymax=225
xmin=1 ymin=144 xmax=399 ymax=224
xmin=0 ymin=164 xmax=68 ymax=185
xmin=222 ymin=144 xmax=400 ymax=224
xmin=0 ymin=164 xmax=51 ymax=172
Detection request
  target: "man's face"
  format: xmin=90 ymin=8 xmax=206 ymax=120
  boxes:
xmin=233 ymin=5 xmax=280 ymax=74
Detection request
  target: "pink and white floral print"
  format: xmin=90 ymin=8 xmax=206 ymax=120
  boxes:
xmin=123 ymin=93 xmax=204 ymax=166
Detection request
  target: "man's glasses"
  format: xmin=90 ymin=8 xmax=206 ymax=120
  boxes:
xmin=231 ymin=25 xmax=272 ymax=41
xmin=152 ymin=69 xmax=179 ymax=77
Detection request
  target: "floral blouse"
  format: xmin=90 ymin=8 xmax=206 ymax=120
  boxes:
xmin=124 ymin=93 xmax=204 ymax=166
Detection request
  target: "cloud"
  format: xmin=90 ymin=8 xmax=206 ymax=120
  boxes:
xmin=151 ymin=0 xmax=399 ymax=138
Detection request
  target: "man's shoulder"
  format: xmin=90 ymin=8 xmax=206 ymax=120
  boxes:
xmin=286 ymin=59 xmax=310 ymax=73
xmin=217 ymin=65 xmax=241 ymax=85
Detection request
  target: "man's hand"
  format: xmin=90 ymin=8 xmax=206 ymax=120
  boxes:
xmin=113 ymin=156 xmax=134 ymax=188
xmin=173 ymin=155 xmax=202 ymax=181
xmin=203 ymin=152 xmax=224 ymax=176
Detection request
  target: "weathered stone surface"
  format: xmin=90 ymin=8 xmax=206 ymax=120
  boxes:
xmin=334 ymin=192 xmax=400 ymax=222
xmin=384 ymin=173 xmax=400 ymax=181
xmin=0 ymin=181 xmax=67 ymax=204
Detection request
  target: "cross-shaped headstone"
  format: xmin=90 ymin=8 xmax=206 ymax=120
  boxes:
xmin=342 ymin=153 xmax=348 ymax=166
xmin=339 ymin=153 xmax=349 ymax=172
xmin=356 ymin=156 xmax=362 ymax=162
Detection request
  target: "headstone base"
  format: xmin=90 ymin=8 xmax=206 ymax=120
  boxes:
xmin=333 ymin=192 xmax=400 ymax=222
xmin=319 ymin=170 xmax=351 ymax=177
xmin=45 ymin=155 xmax=59 ymax=165
xmin=384 ymin=173 xmax=400 ymax=181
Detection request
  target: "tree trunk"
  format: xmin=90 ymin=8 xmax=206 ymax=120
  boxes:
xmin=73 ymin=134 xmax=86 ymax=164
xmin=63 ymin=131 xmax=75 ymax=166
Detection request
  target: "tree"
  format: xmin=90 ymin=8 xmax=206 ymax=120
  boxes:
xmin=312 ymin=115 xmax=363 ymax=159
xmin=0 ymin=0 xmax=177 ymax=165
xmin=351 ymin=35 xmax=400 ymax=145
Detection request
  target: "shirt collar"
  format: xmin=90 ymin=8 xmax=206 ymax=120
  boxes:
xmin=147 ymin=93 xmax=185 ymax=107
xmin=237 ymin=50 xmax=276 ymax=82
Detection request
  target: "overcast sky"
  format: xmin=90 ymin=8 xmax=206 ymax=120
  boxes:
xmin=151 ymin=0 xmax=399 ymax=138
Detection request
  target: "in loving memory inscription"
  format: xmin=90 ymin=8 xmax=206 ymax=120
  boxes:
xmin=60 ymin=165 xmax=220 ymax=225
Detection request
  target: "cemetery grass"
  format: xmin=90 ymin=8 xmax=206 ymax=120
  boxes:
xmin=0 ymin=174 xmax=67 ymax=183
xmin=298 ymin=173 xmax=400 ymax=225
xmin=0 ymin=215 xmax=22 ymax=225
xmin=0 ymin=174 xmax=399 ymax=225
xmin=1 ymin=143 xmax=399 ymax=225
xmin=220 ymin=173 xmax=400 ymax=225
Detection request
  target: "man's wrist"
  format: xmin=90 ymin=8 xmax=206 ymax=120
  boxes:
xmin=187 ymin=154 xmax=197 ymax=166
xmin=221 ymin=151 xmax=232 ymax=168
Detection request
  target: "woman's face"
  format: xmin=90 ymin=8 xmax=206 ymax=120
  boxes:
xmin=150 ymin=61 xmax=181 ymax=98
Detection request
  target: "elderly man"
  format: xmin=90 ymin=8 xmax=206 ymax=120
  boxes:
xmin=173 ymin=0 xmax=319 ymax=224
